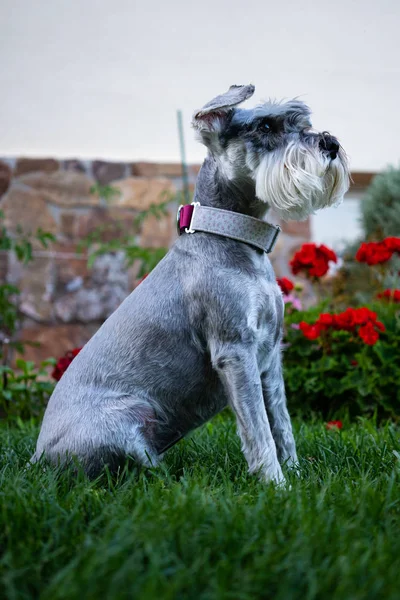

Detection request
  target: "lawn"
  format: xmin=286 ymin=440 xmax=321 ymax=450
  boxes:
xmin=1 ymin=413 xmax=400 ymax=600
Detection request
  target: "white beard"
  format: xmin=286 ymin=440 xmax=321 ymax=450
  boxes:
xmin=254 ymin=141 xmax=350 ymax=221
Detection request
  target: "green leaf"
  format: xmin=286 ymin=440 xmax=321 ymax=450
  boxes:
xmin=36 ymin=229 xmax=56 ymax=248
xmin=41 ymin=358 xmax=57 ymax=367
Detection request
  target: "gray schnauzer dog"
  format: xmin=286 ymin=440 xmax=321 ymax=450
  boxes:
xmin=32 ymin=84 xmax=350 ymax=485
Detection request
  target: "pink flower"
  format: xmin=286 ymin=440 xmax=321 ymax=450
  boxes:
xmin=283 ymin=294 xmax=302 ymax=311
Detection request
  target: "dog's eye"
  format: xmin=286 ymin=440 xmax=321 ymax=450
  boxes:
xmin=260 ymin=121 xmax=271 ymax=132
xmin=258 ymin=119 xmax=274 ymax=133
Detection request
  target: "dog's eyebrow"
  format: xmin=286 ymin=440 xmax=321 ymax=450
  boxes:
xmin=231 ymin=109 xmax=280 ymax=129
xmin=252 ymin=100 xmax=311 ymax=120
xmin=255 ymin=115 xmax=281 ymax=125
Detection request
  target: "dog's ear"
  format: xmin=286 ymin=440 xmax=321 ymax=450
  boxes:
xmin=192 ymin=84 xmax=255 ymax=135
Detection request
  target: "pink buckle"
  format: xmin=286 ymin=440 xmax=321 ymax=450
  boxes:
xmin=176 ymin=202 xmax=200 ymax=235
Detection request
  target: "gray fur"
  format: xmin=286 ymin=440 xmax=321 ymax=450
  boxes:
xmin=32 ymin=84 xmax=350 ymax=486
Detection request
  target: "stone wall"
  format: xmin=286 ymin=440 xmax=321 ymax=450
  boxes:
xmin=0 ymin=156 xmax=357 ymax=363
xmin=0 ymin=158 xmax=194 ymax=362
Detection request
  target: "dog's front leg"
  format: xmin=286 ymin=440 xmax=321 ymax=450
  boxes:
xmin=261 ymin=345 xmax=298 ymax=468
xmin=210 ymin=341 xmax=285 ymax=486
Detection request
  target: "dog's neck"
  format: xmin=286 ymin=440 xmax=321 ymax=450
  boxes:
xmin=192 ymin=155 xmax=268 ymax=220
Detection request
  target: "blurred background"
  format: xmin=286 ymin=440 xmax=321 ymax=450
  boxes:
xmin=0 ymin=0 xmax=399 ymax=361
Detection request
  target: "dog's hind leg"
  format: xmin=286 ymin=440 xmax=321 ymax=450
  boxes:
xmin=210 ymin=341 xmax=285 ymax=486
xmin=32 ymin=400 xmax=160 ymax=478
xmin=261 ymin=345 xmax=298 ymax=468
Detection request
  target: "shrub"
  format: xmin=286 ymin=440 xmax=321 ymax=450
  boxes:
xmin=283 ymin=300 xmax=400 ymax=419
xmin=361 ymin=167 xmax=400 ymax=239
xmin=282 ymin=237 xmax=400 ymax=420
xmin=331 ymin=168 xmax=400 ymax=306
xmin=0 ymin=358 xmax=55 ymax=421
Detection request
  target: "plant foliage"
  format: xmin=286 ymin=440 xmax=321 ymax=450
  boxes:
xmin=283 ymin=301 xmax=400 ymax=420
xmin=361 ymin=166 xmax=400 ymax=239
xmin=0 ymin=358 xmax=55 ymax=420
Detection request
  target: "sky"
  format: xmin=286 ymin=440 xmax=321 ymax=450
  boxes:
xmin=1 ymin=0 xmax=399 ymax=170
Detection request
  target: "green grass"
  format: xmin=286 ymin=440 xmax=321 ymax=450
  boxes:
xmin=1 ymin=414 xmax=400 ymax=600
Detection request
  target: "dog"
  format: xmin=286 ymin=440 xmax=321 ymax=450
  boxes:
xmin=31 ymin=84 xmax=350 ymax=485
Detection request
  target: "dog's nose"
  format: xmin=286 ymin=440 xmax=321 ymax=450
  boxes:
xmin=319 ymin=134 xmax=340 ymax=160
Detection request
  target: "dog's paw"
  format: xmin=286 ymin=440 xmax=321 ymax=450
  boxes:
xmin=284 ymin=457 xmax=301 ymax=477
xmin=262 ymin=466 xmax=289 ymax=489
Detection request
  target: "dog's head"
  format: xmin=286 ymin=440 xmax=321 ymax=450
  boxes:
xmin=192 ymin=84 xmax=350 ymax=221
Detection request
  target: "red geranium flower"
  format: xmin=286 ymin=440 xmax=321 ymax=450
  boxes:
xmin=358 ymin=322 xmax=379 ymax=345
xmin=356 ymin=237 xmax=400 ymax=265
xmin=319 ymin=244 xmax=338 ymax=263
xmin=317 ymin=313 xmax=335 ymax=329
xmin=333 ymin=308 xmax=356 ymax=331
xmin=277 ymin=277 xmax=294 ymax=295
xmin=299 ymin=321 xmax=321 ymax=340
xmin=52 ymin=347 xmax=82 ymax=381
xmin=384 ymin=237 xmax=400 ymax=252
xmin=326 ymin=420 xmax=343 ymax=430
xmin=299 ymin=307 xmax=385 ymax=345
xmin=310 ymin=258 xmax=330 ymax=278
xmin=351 ymin=307 xmax=375 ymax=325
xmin=290 ymin=243 xmax=337 ymax=279
xmin=377 ymin=289 xmax=400 ymax=303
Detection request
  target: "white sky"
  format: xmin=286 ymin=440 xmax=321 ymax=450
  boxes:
xmin=1 ymin=0 xmax=399 ymax=170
